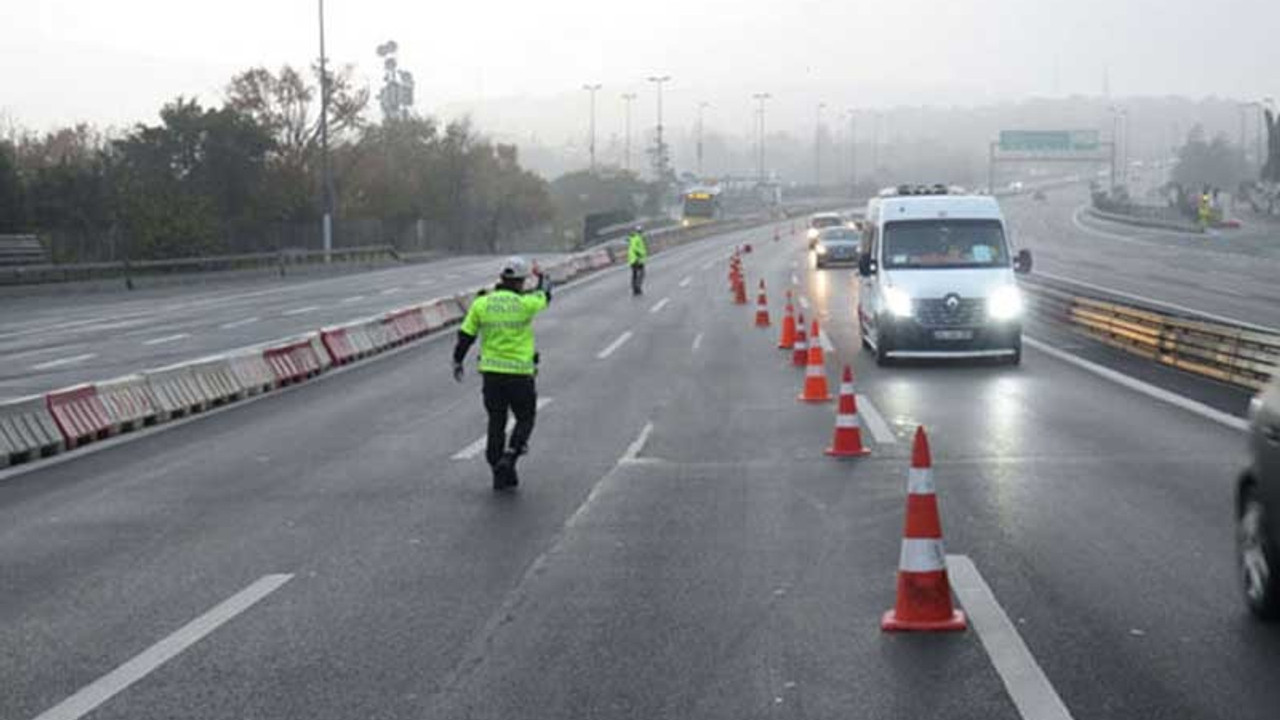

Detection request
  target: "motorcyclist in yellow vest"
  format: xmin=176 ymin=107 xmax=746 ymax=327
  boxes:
xmin=627 ymin=226 xmax=648 ymax=296
xmin=452 ymin=256 xmax=551 ymax=490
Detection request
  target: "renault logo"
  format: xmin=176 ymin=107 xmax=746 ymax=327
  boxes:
xmin=944 ymin=294 xmax=961 ymax=312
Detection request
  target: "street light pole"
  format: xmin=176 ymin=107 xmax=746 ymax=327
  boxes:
xmin=318 ymin=0 xmax=334 ymax=262
xmin=847 ymin=109 xmax=857 ymax=193
xmin=752 ymin=92 xmax=770 ymax=182
xmin=582 ymin=83 xmax=602 ymax=173
xmin=697 ymin=101 xmax=710 ymax=178
xmin=814 ymin=102 xmax=827 ymax=189
xmin=647 ymin=75 xmax=672 ymax=184
xmin=621 ymin=93 xmax=637 ymax=173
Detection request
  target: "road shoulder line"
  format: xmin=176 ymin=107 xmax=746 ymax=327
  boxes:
xmin=947 ymin=555 xmax=1074 ymax=720
xmin=856 ymin=395 xmax=896 ymax=444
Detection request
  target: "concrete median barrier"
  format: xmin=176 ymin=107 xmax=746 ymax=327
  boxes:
xmin=96 ymin=374 xmax=160 ymax=432
xmin=0 ymin=395 xmax=67 ymax=467
xmin=321 ymin=327 xmax=360 ymax=365
xmin=263 ymin=338 xmax=324 ymax=385
xmin=145 ymin=364 xmax=210 ymax=420
xmin=307 ymin=332 xmax=333 ymax=371
xmin=227 ymin=349 xmax=277 ymax=396
xmin=47 ymin=384 xmax=116 ymax=449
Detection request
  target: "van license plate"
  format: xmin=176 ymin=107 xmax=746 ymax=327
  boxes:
xmin=933 ymin=330 xmax=974 ymax=341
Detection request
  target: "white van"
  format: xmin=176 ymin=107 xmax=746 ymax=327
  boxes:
xmin=857 ymin=185 xmax=1032 ymax=365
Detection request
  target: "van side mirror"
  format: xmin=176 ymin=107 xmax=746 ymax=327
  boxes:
xmin=859 ymin=254 xmax=877 ymax=277
xmin=1014 ymin=249 xmax=1033 ymax=275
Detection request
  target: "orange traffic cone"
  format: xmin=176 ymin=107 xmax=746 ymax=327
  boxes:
xmin=825 ymin=366 xmax=871 ymax=457
xmin=755 ymin=280 xmax=771 ymax=327
xmin=881 ymin=427 xmax=967 ymax=632
xmin=733 ymin=277 xmax=749 ymax=305
xmin=797 ymin=320 xmax=831 ymax=403
xmin=777 ymin=291 xmax=797 ymax=349
xmin=791 ymin=312 xmax=808 ymax=366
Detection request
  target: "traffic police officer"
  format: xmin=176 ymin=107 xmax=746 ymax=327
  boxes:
xmin=452 ymin=256 xmax=551 ymax=490
xmin=627 ymin=226 xmax=648 ymax=296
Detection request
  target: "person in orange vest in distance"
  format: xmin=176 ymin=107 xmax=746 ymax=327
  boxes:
xmin=452 ymin=256 xmax=552 ymax=490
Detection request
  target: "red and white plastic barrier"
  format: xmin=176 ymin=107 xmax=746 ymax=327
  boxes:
xmin=47 ymin=384 xmax=115 ymax=449
xmin=96 ymin=374 xmax=160 ymax=432
xmin=145 ymin=364 xmax=209 ymax=419
xmin=186 ymin=357 xmax=244 ymax=406
xmin=0 ymin=395 xmax=66 ymax=467
xmin=321 ymin=327 xmax=359 ymax=365
xmin=227 ymin=349 xmax=277 ymax=396
xmin=263 ymin=338 xmax=323 ymax=385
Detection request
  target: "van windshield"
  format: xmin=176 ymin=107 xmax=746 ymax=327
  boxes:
xmin=882 ymin=219 xmax=1009 ymax=269
xmin=811 ymin=216 xmax=843 ymax=229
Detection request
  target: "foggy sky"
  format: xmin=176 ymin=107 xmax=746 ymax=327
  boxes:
xmin=3 ymin=0 xmax=1276 ymax=137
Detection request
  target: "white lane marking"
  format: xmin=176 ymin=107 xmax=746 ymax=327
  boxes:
xmin=1024 ymin=336 xmax=1248 ymax=432
xmin=32 ymin=574 xmax=293 ymax=720
xmin=281 ymin=306 xmax=319 ymax=316
xmin=1031 ymin=270 xmax=1277 ymax=333
xmin=798 ymin=296 xmax=811 ymax=310
xmin=818 ymin=329 xmax=834 ymax=353
xmin=451 ymin=397 xmax=554 ymax=460
xmin=792 ymin=273 xmax=799 ymax=285
xmin=379 ymin=287 xmax=401 ymax=295
xmin=444 ymin=273 xmax=461 ymax=280
xmin=679 ymin=276 xmax=692 ymax=288
xmin=701 ymin=260 xmax=715 ymax=271
xmin=692 ymin=332 xmax=704 ymax=353
xmin=620 ymin=421 xmax=654 ymax=462
xmin=90 ymin=320 xmax=148 ymax=332
xmin=416 ymin=278 xmax=435 ymax=286
xmin=31 ymin=353 xmax=98 ymax=371
xmin=649 ymin=297 xmax=671 ymax=314
xmin=948 ymin=555 xmax=1075 ymax=720
xmin=856 ymin=395 xmax=896 ymax=444
xmin=1070 ymin=205 xmax=1150 ymax=245
xmin=340 ymin=295 xmax=366 ymax=304
xmin=596 ymin=331 xmax=634 ymax=360
xmin=142 ymin=333 xmax=189 ymax=346
xmin=219 ymin=317 xmax=259 ymax=330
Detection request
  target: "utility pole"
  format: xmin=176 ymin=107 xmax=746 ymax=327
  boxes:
xmin=752 ymin=92 xmax=770 ymax=182
xmin=647 ymin=75 xmax=672 ymax=186
xmin=847 ymin=109 xmax=857 ymax=193
xmin=697 ymin=101 xmax=710 ymax=178
xmin=814 ymin=102 xmax=827 ymax=189
xmin=318 ymin=0 xmax=333 ymax=262
xmin=621 ymin=92 xmax=637 ymax=173
xmin=582 ymin=83 xmax=602 ymax=173
xmin=871 ymin=112 xmax=880 ymax=184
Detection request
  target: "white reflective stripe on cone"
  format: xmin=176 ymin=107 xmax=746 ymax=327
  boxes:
xmin=839 ymin=383 xmax=854 ymax=395
xmin=806 ymin=364 xmax=824 ymax=376
xmin=836 ymin=414 xmax=860 ymax=428
xmin=899 ymin=537 xmax=948 ymax=573
xmin=795 ymin=341 xmax=807 ymax=349
xmin=908 ymin=467 xmax=935 ymax=495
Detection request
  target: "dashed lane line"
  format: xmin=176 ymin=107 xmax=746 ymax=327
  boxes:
xmin=379 ymin=287 xmax=401 ymax=296
xmin=679 ymin=276 xmax=692 ymax=288
xmin=340 ymin=295 xmax=366 ymax=304
xmin=798 ymin=296 xmax=811 ymax=310
xmin=31 ymin=574 xmax=294 ymax=720
xmin=856 ymin=395 xmax=896 ymax=444
xmin=818 ymin=329 xmax=834 ymax=353
xmin=692 ymin=332 xmax=704 ymax=353
xmin=596 ymin=331 xmax=634 ymax=360
xmin=620 ymin=421 xmax=654 ymax=462
xmin=219 ymin=317 xmax=259 ymax=330
xmin=451 ymin=397 xmax=555 ymax=461
xmin=31 ymin=353 xmax=98 ymax=371
xmin=1024 ymin=336 xmax=1248 ymax=432
xmin=142 ymin=333 xmax=189 ymax=346
xmin=281 ymin=306 xmax=319 ymax=316
xmin=649 ymin=298 xmax=671 ymax=314
xmin=948 ymin=555 xmax=1075 ymax=720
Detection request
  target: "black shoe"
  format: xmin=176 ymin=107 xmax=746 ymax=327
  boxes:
xmin=492 ymin=453 xmax=519 ymax=491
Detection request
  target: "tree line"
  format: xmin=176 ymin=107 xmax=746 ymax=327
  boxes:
xmin=0 ymin=64 xmax=560 ymax=262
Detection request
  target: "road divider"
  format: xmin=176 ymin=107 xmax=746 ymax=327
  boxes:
xmin=96 ymin=374 xmax=160 ymax=432
xmin=46 ymin=384 xmax=115 ymax=450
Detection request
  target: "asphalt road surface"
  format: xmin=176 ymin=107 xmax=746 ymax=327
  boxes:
xmin=1 ymin=219 xmax=1274 ymax=720
xmin=1004 ymin=185 xmax=1280 ymax=329
xmin=0 ymin=254 xmax=570 ymax=401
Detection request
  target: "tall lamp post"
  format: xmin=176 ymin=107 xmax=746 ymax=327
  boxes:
xmin=318 ymin=0 xmax=334 ymax=262
xmin=814 ymin=102 xmax=827 ymax=189
xmin=846 ymin=109 xmax=857 ymax=193
xmin=696 ymin=101 xmax=710 ymax=178
xmin=621 ymin=92 xmax=637 ymax=172
xmin=752 ymin=92 xmax=771 ymax=182
xmin=582 ymin=83 xmax=602 ymax=172
xmin=647 ymin=75 xmax=672 ymax=184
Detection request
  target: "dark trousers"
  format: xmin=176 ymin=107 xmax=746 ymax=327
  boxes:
xmin=482 ymin=372 xmax=537 ymax=467
xmin=631 ymin=263 xmax=645 ymax=294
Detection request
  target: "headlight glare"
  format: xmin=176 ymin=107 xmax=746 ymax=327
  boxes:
xmin=988 ymin=285 xmax=1024 ymax=321
xmin=884 ymin=286 xmax=913 ymax=318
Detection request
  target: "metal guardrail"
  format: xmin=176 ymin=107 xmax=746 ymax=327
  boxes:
xmin=1022 ymin=276 xmax=1280 ymax=390
xmin=0 ymin=245 xmax=399 ymax=287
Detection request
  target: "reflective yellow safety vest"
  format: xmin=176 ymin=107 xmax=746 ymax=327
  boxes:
xmin=628 ymin=233 xmax=648 ymax=265
xmin=460 ymin=288 xmax=548 ymax=375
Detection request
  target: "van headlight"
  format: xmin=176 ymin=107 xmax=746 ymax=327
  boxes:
xmin=814 ymin=243 xmax=828 ymax=255
xmin=988 ymin=285 xmax=1024 ymax=321
xmin=884 ymin=286 xmax=913 ymax=318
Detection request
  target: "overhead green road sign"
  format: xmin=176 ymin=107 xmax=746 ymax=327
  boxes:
xmin=999 ymin=130 xmax=1100 ymax=153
